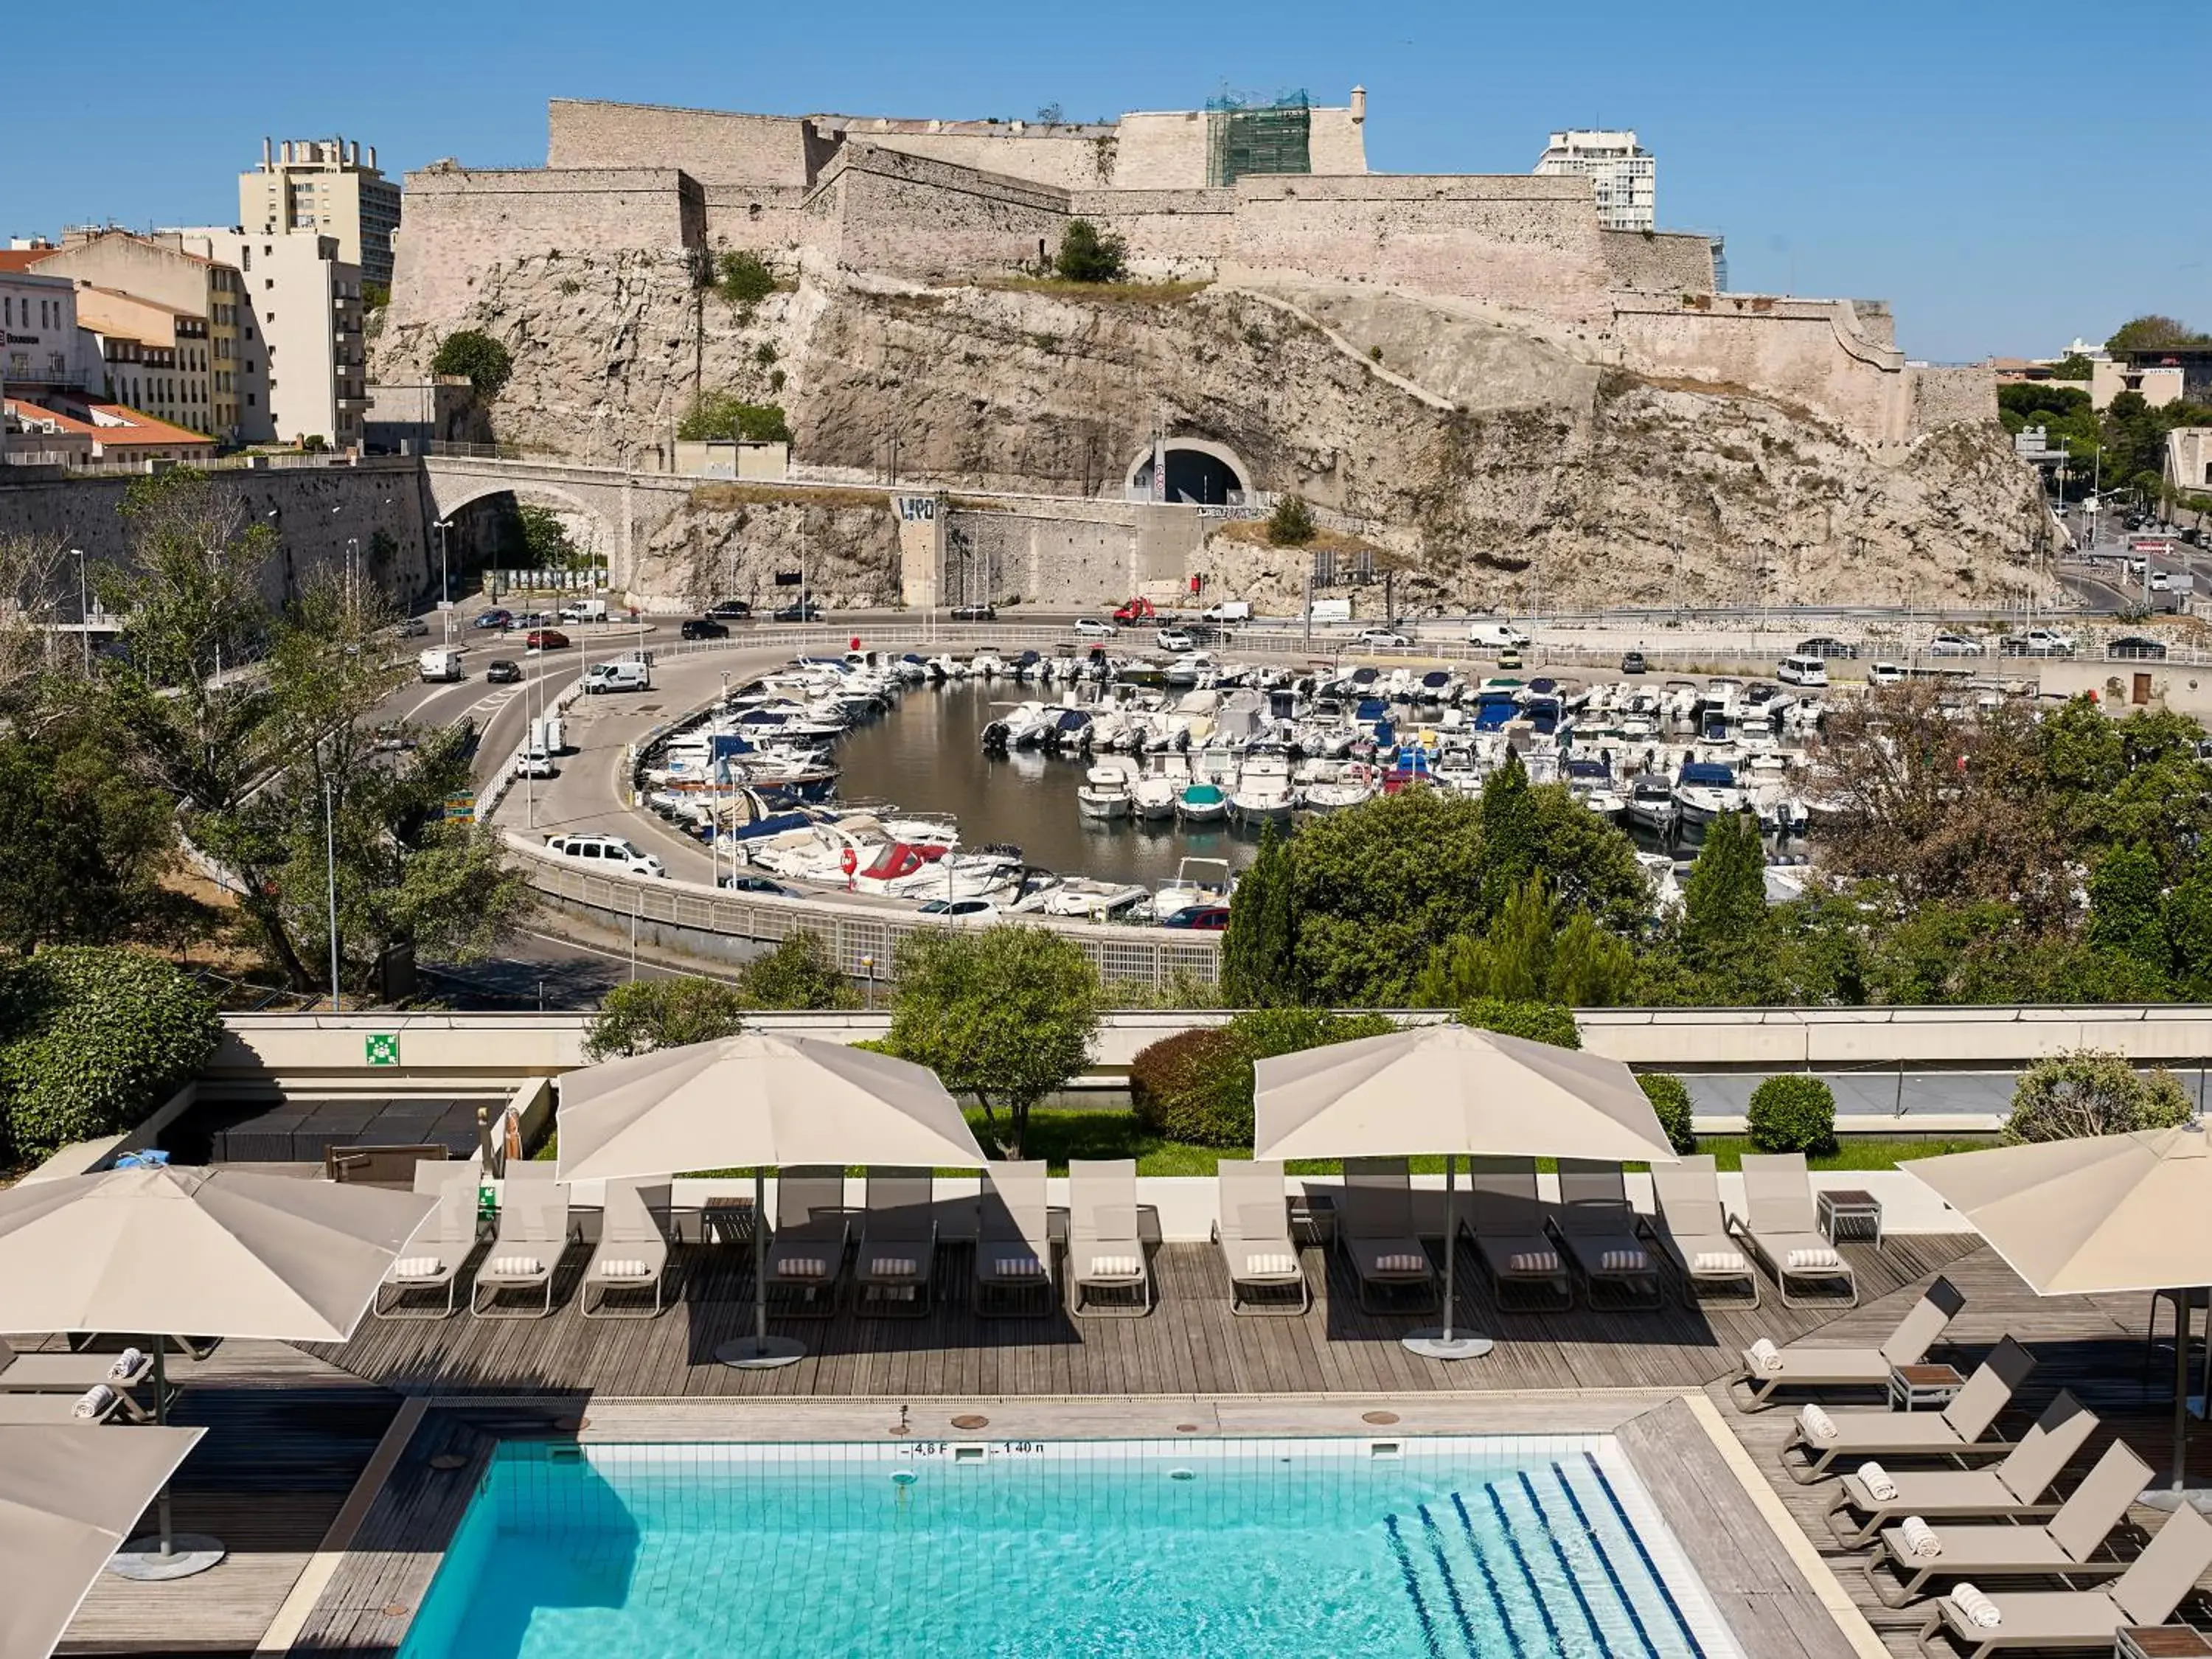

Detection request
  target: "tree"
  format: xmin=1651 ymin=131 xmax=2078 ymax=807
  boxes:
xmin=676 ymin=392 xmax=792 ymax=444
xmin=1220 ymin=821 xmax=1296 ymax=1005
xmin=1458 ymin=997 xmax=1580 ymax=1049
xmin=0 ymin=716 xmax=188 ymax=952
xmin=1412 ymin=874 xmax=1635 ymax=1008
xmin=2107 ymin=315 xmax=2208 ymax=354
xmin=1053 ymin=219 xmax=1126 ymax=282
xmin=430 ymin=330 xmax=513 ymax=398
xmin=1129 ymin=1008 xmax=1396 ymax=1147
xmin=2003 ymin=1049 xmax=2191 ymax=1143
xmin=733 ymin=931 xmax=858 ymax=1009
xmin=2086 ymin=843 xmax=2168 ymax=976
xmin=2049 ymin=353 xmax=2094 ymax=381
xmin=1265 ymin=495 xmax=1317 ymax=547
xmin=1638 ymin=1074 xmax=1697 ymax=1155
xmin=1477 ymin=752 xmax=1540 ymax=911
xmin=584 ymin=976 xmax=748 ymax=1061
xmin=713 ymin=250 xmax=776 ymax=314
xmin=886 ymin=925 xmax=1101 ymax=1157
xmin=1746 ymin=1074 xmax=1837 ymax=1155
xmin=1681 ymin=810 xmax=1769 ymax=964
xmin=515 ymin=504 xmax=582 ymax=569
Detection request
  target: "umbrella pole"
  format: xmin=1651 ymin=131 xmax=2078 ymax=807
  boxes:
xmin=110 ymin=1335 xmax=227 ymax=1581
xmin=716 ymin=1168 xmax=804 ymax=1370
xmin=1402 ymin=1155 xmax=1494 ymax=1363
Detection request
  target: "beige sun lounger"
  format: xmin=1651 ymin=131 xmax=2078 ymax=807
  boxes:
xmin=0 ymin=1338 xmax=157 ymax=1419
xmin=1731 ymin=1275 xmax=1964 ymax=1411
xmin=1825 ymin=1390 xmax=2098 ymax=1547
xmin=581 ymin=1179 xmax=672 ymax=1319
xmin=1913 ymin=1502 xmax=2212 ymax=1659
xmin=1213 ymin=1159 xmax=1308 ymax=1316
xmin=1732 ymin=1152 xmax=1860 ymax=1307
xmin=1468 ymin=1158 xmax=1573 ymax=1310
xmin=974 ymin=1161 xmax=1054 ymax=1316
xmin=0 ymin=1388 xmax=126 ymax=1424
xmin=1069 ymin=1159 xmax=1152 ymax=1317
xmin=1867 ymin=1439 xmax=2149 ymax=1607
xmin=763 ymin=1167 xmax=850 ymax=1318
xmin=852 ymin=1169 xmax=939 ymax=1318
xmin=1781 ymin=1336 xmax=2035 ymax=1484
xmin=1335 ymin=1158 xmax=1439 ymax=1314
xmin=376 ymin=1164 xmax=481 ymax=1321
xmin=470 ymin=1162 xmax=570 ymax=1319
xmin=1643 ymin=1155 xmax=1759 ymax=1307
xmin=1548 ymin=1160 xmax=1662 ymax=1309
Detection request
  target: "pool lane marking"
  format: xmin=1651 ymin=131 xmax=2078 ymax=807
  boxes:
xmin=1516 ymin=1468 xmax=1607 ymax=1653
xmin=1484 ymin=1482 xmax=1568 ymax=1654
xmin=1415 ymin=1503 xmax=1481 ymax=1657
xmin=1383 ymin=1513 xmax=1447 ymax=1659
xmin=1551 ymin=1460 xmax=1663 ymax=1659
xmin=1447 ymin=1491 xmax=1526 ymax=1658
xmin=1579 ymin=1452 xmax=1705 ymax=1659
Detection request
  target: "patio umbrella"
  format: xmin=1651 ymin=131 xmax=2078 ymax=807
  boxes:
xmin=556 ymin=1033 xmax=986 ymax=1369
xmin=0 ymin=1424 xmax=204 ymax=1659
xmin=1253 ymin=1023 xmax=1678 ymax=1363
xmin=1908 ymin=1125 xmax=2212 ymax=1503
xmin=0 ymin=1164 xmax=436 ymax=1578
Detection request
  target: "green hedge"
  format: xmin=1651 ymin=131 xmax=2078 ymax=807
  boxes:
xmin=1746 ymin=1074 xmax=1837 ymax=1155
xmin=1638 ymin=1073 xmax=1697 ymax=1154
xmin=0 ymin=947 xmax=220 ymax=1159
xmin=1458 ymin=998 xmax=1580 ymax=1050
xmin=1127 ymin=1009 xmax=1398 ymax=1150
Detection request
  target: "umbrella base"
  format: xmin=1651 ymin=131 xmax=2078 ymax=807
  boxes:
xmin=108 ymin=1534 xmax=226 ymax=1580
xmin=1402 ymin=1330 xmax=1495 ymax=1363
xmin=2140 ymin=1486 xmax=2212 ymax=1513
xmin=717 ymin=1335 xmax=805 ymax=1370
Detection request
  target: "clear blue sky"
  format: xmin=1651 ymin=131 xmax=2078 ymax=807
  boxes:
xmin=10 ymin=0 xmax=2206 ymax=362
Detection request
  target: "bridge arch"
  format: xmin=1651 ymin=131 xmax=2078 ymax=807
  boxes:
xmin=423 ymin=463 xmax=625 ymax=587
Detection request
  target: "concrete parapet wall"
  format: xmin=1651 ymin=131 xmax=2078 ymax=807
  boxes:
xmin=546 ymin=98 xmax=814 ymax=185
xmin=699 ymin=183 xmax=809 ymax=251
xmin=1600 ymin=229 xmax=1717 ymax=293
xmin=1913 ymin=364 xmax=1998 ymax=430
xmin=1613 ymin=293 xmax=1913 ymax=442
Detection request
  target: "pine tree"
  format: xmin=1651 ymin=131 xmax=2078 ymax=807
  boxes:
xmin=1477 ymin=750 xmax=1537 ymax=914
xmin=1221 ymin=821 xmax=1298 ymax=1006
xmin=1681 ymin=810 xmax=1768 ymax=964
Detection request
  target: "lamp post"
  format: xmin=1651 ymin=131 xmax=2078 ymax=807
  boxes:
xmin=69 ymin=547 xmax=88 ymax=672
xmin=860 ymin=955 xmax=876 ymax=1012
xmin=435 ymin=518 xmax=453 ymax=639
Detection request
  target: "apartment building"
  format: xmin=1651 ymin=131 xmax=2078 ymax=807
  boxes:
xmin=1532 ymin=128 xmax=1656 ymax=232
xmin=240 ymin=136 xmax=401 ymax=291
xmin=69 ymin=287 xmax=211 ymax=433
xmin=175 ymin=229 xmax=364 ymax=450
xmin=0 ymin=263 xmax=91 ymax=397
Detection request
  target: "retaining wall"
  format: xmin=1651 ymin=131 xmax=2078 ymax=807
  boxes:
xmin=546 ymin=99 xmax=815 ymax=185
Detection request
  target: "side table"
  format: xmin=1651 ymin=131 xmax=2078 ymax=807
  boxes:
xmin=1889 ymin=1362 xmax=1965 ymax=1412
xmin=1819 ymin=1188 xmax=1884 ymax=1250
xmin=2118 ymin=1628 xmax=2212 ymax=1658
xmin=700 ymin=1197 xmax=757 ymax=1245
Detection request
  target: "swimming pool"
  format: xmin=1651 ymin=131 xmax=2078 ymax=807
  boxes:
xmin=398 ymin=1435 xmax=1745 ymax=1658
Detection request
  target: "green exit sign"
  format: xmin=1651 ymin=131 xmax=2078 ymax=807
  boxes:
xmin=365 ymin=1033 xmax=401 ymax=1068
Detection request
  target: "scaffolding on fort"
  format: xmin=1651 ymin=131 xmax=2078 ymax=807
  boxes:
xmin=1204 ymin=88 xmax=1311 ymax=187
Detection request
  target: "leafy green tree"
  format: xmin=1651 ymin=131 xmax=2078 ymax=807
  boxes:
xmin=1220 ymin=822 xmax=1297 ymax=1005
xmin=2107 ymin=315 xmax=2208 ymax=353
xmin=677 ymin=391 xmax=793 ymax=443
xmin=430 ymin=330 xmax=513 ymax=398
xmin=1053 ymin=219 xmax=1127 ymax=282
xmin=1478 ymin=752 xmax=1539 ymax=911
xmin=583 ymin=976 xmax=749 ymax=1061
xmin=1282 ymin=789 xmax=1487 ymax=1004
xmin=2163 ymin=865 xmax=2212 ymax=995
xmin=0 ymin=715 xmax=187 ymax=951
xmin=1457 ymin=997 xmax=1580 ymax=1049
xmin=1265 ymin=495 xmax=1316 ymax=547
xmin=1413 ymin=874 xmax=1635 ymax=1008
xmin=2049 ymin=353 xmax=2094 ymax=381
xmin=2003 ymin=1048 xmax=2191 ymax=1143
xmin=515 ymin=503 xmax=581 ymax=569
xmin=886 ymin=925 xmax=1101 ymax=1157
xmin=2086 ymin=844 xmax=2168 ymax=975
xmin=733 ymin=931 xmax=858 ymax=1009
xmin=1746 ymin=1074 xmax=1837 ymax=1155
xmin=1682 ymin=810 xmax=1768 ymax=964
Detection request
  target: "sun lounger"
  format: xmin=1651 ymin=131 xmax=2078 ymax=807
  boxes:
xmin=0 ymin=1338 xmax=158 ymax=1419
xmin=470 ymin=1162 xmax=569 ymax=1319
xmin=1547 ymin=1160 xmax=1662 ymax=1309
xmin=1468 ymin=1157 xmax=1573 ymax=1311
xmin=1213 ymin=1159 xmax=1308 ymax=1316
xmin=852 ymin=1169 xmax=939 ymax=1318
xmin=1335 ymin=1159 xmax=1440 ymax=1314
xmin=762 ymin=1167 xmax=851 ymax=1318
xmin=975 ymin=1161 xmax=1055 ymax=1317
xmin=1781 ymin=1336 xmax=2036 ymax=1484
xmin=1825 ymin=1390 xmax=2098 ymax=1547
xmin=581 ymin=1179 xmax=672 ymax=1319
xmin=1068 ymin=1159 xmax=1152 ymax=1318
xmin=1732 ymin=1152 xmax=1859 ymax=1308
xmin=1731 ymin=1275 xmax=1964 ymax=1411
xmin=1643 ymin=1155 xmax=1760 ymax=1308
xmin=376 ymin=1164 xmax=481 ymax=1320
xmin=1866 ymin=1439 xmax=2149 ymax=1607
xmin=0 ymin=1387 xmax=126 ymax=1424
xmin=1913 ymin=1502 xmax=2212 ymax=1659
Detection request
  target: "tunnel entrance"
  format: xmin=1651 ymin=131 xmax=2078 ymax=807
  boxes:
xmin=1124 ymin=439 xmax=1251 ymax=506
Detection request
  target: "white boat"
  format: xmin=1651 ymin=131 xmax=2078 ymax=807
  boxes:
xmin=1154 ymin=857 xmax=1233 ymax=922
xmin=1228 ymin=748 xmax=1296 ymax=827
xmin=1133 ymin=754 xmax=1189 ymax=821
xmin=1299 ymin=759 xmax=1376 ymax=812
xmin=1563 ymin=757 xmax=1626 ymax=821
xmin=1673 ymin=759 xmax=1749 ymax=826
xmin=1625 ymin=774 xmax=1678 ymax=834
xmin=1076 ymin=759 xmax=1137 ymax=820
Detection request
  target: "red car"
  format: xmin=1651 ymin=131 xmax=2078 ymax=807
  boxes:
xmin=1161 ymin=904 xmax=1230 ymax=931
xmin=525 ymin=628 xmax=570 ymax=651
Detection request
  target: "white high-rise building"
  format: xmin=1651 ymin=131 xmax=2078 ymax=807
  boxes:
xmin=1533 ymin=129 xmax=1655 ymax=232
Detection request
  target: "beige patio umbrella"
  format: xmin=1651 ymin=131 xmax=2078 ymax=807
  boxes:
xmin=1253 ymin=1023 xmax=1678 ymax=1362
xmin=1909 ymin=1125 xmax=2212 ymax=1502
xmin=0 ymin=1424 xmax=205 ymax=1659
xmin=0 ymin=1164 xmax=436 ymax=1577
xmin=557 ymin=1033 xmax=986 ymax=1368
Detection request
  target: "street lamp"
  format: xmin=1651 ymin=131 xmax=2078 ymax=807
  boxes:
xmin=69 ymin=547 xmax=88 ymax=673
xmin=435 ymin=518 xmax=453 ymax=639
xmin=322 ymin=771 xmax=341 ymax=1015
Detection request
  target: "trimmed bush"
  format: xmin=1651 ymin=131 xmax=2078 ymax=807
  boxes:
xmin=0 ymin=947 xmax=220 ymax=1159
xmin=1458 ymin=998 xmax=1581 ymax=1050
xmin=1128 ymin=1027 xmax=1249 ymax=1147
xmin=584 ymin=977 xmax=746 ymax=1061
xmin=1745 ymin=1074 xmax=1837 ymax=1155
xmin=2004 ymin=1048 xmax=2192 ymax=1144
xmin=1638 ymin=1073 xmax=1697 ymax=1155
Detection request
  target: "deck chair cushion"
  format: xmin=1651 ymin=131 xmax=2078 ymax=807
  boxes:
xmin=393 ymin=1256 xmax=444 ymax=1278
xmin=777 ymin=1256 xmax=830 ymax=1278
xmin=869 ymin=1256 xmax=922 ymax=1278
xmin=1598 ymin=1248 xmax=1649 ymax=1272
xmin=988 ymin=1252 xmax=1046 ymax=1278
xmin=1244 ymin=1252 xmax=1297 ymax=1276
xmin=1506 ymin=1248 xmax=1563 ymax=1273
xmin=596 ymin=1259 xmax=651 ymax=1279
xmin=488 ymin=1255 xmax=543 ymax=1276
xmin=1788 ymin=1245 xmax=1844 ymax=1270
xmin=1087 ymin=1254 xmax=1141 ymax=1277
xmin=1375 ymin=1253 xmax=1427 ymax=1273
xmin=1694 ymin=1249 xmax=1750 ymax=1272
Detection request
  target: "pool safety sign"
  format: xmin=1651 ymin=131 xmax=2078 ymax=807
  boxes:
xmin=365 ymin=1033 xmax=401 ymax=1068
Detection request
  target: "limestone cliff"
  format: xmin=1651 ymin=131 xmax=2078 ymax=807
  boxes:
xmin=376 ymin=255 xmax=2049 ymax=611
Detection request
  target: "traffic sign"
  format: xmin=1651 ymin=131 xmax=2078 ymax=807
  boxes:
xmin=443 ymin=793 xmax=476 ymax=821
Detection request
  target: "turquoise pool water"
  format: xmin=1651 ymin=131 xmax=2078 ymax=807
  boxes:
xmin=397 ymin=1436 xmax=1741 ymax=1659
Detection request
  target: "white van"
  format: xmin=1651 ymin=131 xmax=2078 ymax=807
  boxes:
xmin=1201 ymin=599 xmax=1252 ymax=623
xmin=417 ymin=647 xmax=464 ymax=683
xmin=582 ymin=660 xmax=651 ymax=694
xmin=1305 ymin=597 xmax=1352 ymax=625
xmin=559 ymin=597 xmax=611 ymax=625
xmin=543 ymin=832 xmax=664 ymax=877
xmin=1467 ymin=621 xmax=1531 ymax=650
xmin=1776 ymin=653 xmax=1830 ymax=688
xmin=528 ymin=714 xmax=568 ymax=755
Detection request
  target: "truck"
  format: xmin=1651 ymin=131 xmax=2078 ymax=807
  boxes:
xmin=558 ymin=597 xmax=611 ymax=625
xmin=1467 ymin=620 xmax=1532 ymax=649
xmin=1112 ymin=597 xmax=1158 ymax=626
xmin=1304 ymin=597 xmax=1352 ymax=625
xmin=582 ymin=659 xmax=651 ymax=693
xmin=1200 ymin=599 xmax=1253 ymax=623
xmin=417 ymin=647 xmax=464 ymax=683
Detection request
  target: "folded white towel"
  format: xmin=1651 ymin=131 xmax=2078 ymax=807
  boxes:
xmin=1798 ymin=1403 xmax=1839 ymax=1442
xmin=1950 ymin=1585 xmax=2000 ymax=1628
xmin=596 ymin=1258 xmax=651 ymax=1279
xmin=1244 ymin=1252 xmax=1298 ymax=1276
xmin=1693 ymin=1249 xmax=1748 ymax=1273
xmin=1598 ymin=1248 xmax=1649 ymax=1273
xmin=392 ymin=1256 xmax=444 ymax=1279
xmin=989 ymin=1253 xmax=1046 ymax=1279
xmin=1748 ymin=1338 xmax=1784 ymax=1374
xmin=1505 ymin=1249 xmax=1562 ymax=1274
xmin=777 ymin=1256 xmax=829 ymax=1279
xmin=1088 ymin=1255 xmax=1141 ymax=1278
xmin=108 ymin=1346 xmax=145 ymax=1382
xmin=73 ymin=1385 xmax=115 ymax=1419
xmin=1858 ymin=1461 xmax=1899 ymax=1501
xmin=1375 ymin=1253 xmax=1428 ymax=1273
xmin=869 ymin=1256 xmax=920 ymax=1278
xmin=488 ymin=1255 xmax=543 ymax=1277
xmin=1787 ymin=1246 xmax=1844 ymax=1270
xmin=1900 ymin=1516 xmax=1941 ymax=1558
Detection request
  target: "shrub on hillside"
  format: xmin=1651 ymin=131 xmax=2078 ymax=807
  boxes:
xmin=584 ymin=976 xmax=747 ymax=1061
xmin=1053 ymin=219 xmax=1126 ymax=282
xmin=1458 ymin=998 xmax=1581 ymax=1050
xmin=1745 ymin=1074 xmax=1837 ymax=1155
xmin=714 ymin=250 xmax=777 ymax=312
xmin=1265 ymin=495 xmax=1317 ymax=547
xmin=0 ymin=947 xmax=220 ymax=1158
xmin=1128 ymin=1027 xmax=1248 ymax=1147
xmin=2003 ymin=1048 xmax=2192 ymax=1144
xmin=1638 ymin=1073 xmax=1697 ymax=1155
xmin=429 ymin=330 xmax=512 ymax=398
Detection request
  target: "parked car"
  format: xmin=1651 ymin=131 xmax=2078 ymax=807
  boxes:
xmin=1357 ymin=627 xmax=1413 ymax=649
xmin=1160 ymin=904 xmax=1230 ymax=931
xmin=1497 ymin=646 xmax=1524 ymax=671
xmin=557 ymin=599 xmax=610 ymax=625
xmin=582 ymin=660 xmax=652 ymax=693
xmin=543 ymin=832 xmax=664 ymax=877
xmin=371 ymin=723 xmax=415 ymax=753
xmin=917 ymin=897 xmax=999 ymax=925
xmin=1467 ymin=621 xmax=1531 ymax=649
xmin=706 ymin=598 xmax=753 ymax=619
xmin=511 ymin=611 xmax=554 ymax=630
xmin=680 ymin=617 xmax=730 ymax=641
xmin=2109 ymin=635 xmax=2168 ymax=661
xmin=1795 ymin=636 xmax=1860 ymax=660
xmin=485 ymin=658 xmax=523 ymax=684
xmin=524 ymin=628 xmax=571 ymax=652
xmin=512 ymin=747 xmax=558 ymax=779
xmin=719 ymin=873 xmax=799 ymax=897
xmin=1200 ymin=599 xmax=1253 ymax=623
xmin=473 ymin=608 xmax=514 ymax=631
xmin=1155 ymin=628 xmax=1197 ymax=653
xmin=1868 ymin=661 xmax=1907 ymax=686
xmin=1072 ymin=616 xmax=1115 ymax=639
xmin=2000 ymin=627 xmax=2076 ymax=658
xmin=417 ymin=647 xmax=464 ymax=683
xmin=1927 ymin=630 xmax=1983 ymax=656
xmin=1620 ymin=650 xmax=1649 ymax=675
xmin=394 ymin=615 xmax=429 ymax=639
xmin=1776 ymin=653 xmax=1831 ymax=688
xmin=950 ymin=602 xmax=997 ymax=622
xmin=773 ymin=599 xmax=824 ymax=622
